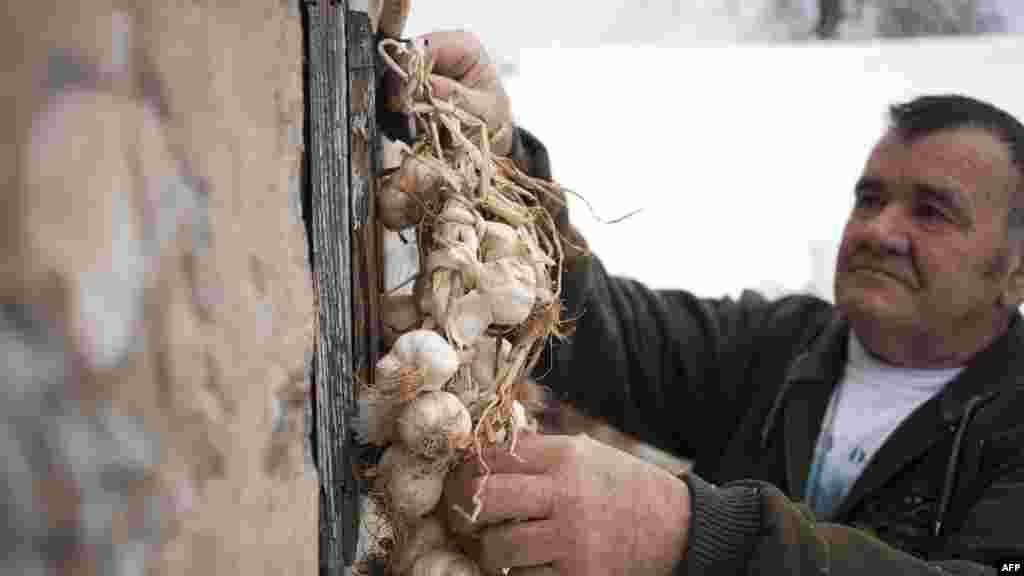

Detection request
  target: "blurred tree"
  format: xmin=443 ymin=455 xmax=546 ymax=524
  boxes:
xmin=595 ymin=0 xmax=1013 ymax=45
xmin=813 ymin=0 xmax=1009 ymax=40
xmin=815 ymin=0 xmax=843 ymax=38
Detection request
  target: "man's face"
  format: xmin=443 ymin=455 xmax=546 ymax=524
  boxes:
xmin=834 ymin=126 xmax=1020 ymax=363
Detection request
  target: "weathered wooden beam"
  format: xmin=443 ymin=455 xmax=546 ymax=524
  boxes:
xmin=303 ymin=1 xmax=360 ymax=574
xmin=346 ymin=0 xmax=379 ymax=453
xmin=345 ymin=4 xmax=385 ymax=573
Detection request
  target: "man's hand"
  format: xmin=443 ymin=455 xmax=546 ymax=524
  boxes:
xmin=442 ymin=433 xmax=691 ymax=575
xmin=382 ymin=30 xmax=515 ymax=156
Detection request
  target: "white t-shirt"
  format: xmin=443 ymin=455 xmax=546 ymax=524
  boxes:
xmin=804 ymin=333 xmax=963 ymax=520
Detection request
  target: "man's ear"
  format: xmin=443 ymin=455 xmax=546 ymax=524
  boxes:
xmin=1000 ymin=244 xmax=1024 ymax=308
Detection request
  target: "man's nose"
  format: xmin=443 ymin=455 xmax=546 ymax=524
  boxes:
xmin=863 ymin=204 xmax=911 ymax=255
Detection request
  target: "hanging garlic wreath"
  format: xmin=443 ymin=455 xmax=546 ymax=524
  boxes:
xmin=352 ymin=34 xmax=578 ymax=576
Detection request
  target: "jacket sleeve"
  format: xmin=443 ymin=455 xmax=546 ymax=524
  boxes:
xmin=678 ymin=471 xmax=1018 ymax=575
xmin=509 ymin=126 xmax=826 ymax=462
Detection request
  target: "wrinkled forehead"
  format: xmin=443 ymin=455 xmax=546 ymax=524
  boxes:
xmin=864 ymin=126 xmax=1017 ymax=202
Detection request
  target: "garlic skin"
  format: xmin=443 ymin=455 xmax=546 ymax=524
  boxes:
xmin=430 ymin=269 xmax=455 ymax=327
xmin=470 ymin=337 xmax=512 ymax=397
xmin=480 ymin=221 xmax=525 ymax=262
xmin=409 ymin=549 xmax=482 ymax=576
xmin=414 ymin=272 xmax=434 ymax=317
xmin=383 ymin=293 xmax=422 ymax=349
xmin=396 ymin=391 xmax=472 ymax=461
xmin=423 ymin=245 xmax=480 ymax=326
xmin=377 ymin=152 xmax=449 ymax=231
xmin=445 ymin=290 xmax=493 ymax=350
xmin=378 ymin=171 xmax=425 ymax=231
xmin=447 ymin=365 xmax=479 ymax=408
xmin=376 ymin=329 xmax=460 ymax=397
xmin=425 ymin=245 xmax=481 ymax=290
xmin=379 ymin=444 xmax=448 ymax=521
xmin=478 ymin=258 xmax=536 ymax=325
xmin=391 ymin=515 xmax=450 ymax=575
xmin=437 ymin=200 xmax=481 ymax=258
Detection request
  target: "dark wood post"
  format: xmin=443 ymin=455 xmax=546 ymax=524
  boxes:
xmin=303 ymin=0 xmax=378 ymax=573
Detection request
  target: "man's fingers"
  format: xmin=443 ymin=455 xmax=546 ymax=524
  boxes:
xmin=509 ymin=567 xmax=559 ymax=576
xmin=450 ymin=444 xmax=544 ymax=479
xmin=509 ymin=566 xmax=559 ymax=576
xmin=426 ymin=74 xmax=461 ymax=102
xmin=429 ymin=76 xmax=506 ymax=123
xmin=444 ymin=473 xmax=556 ymax=535
xmin=469 ymin=519 xmax=562 ymax=573
xmin=484 ymin=434 xmax=573 ymax=474
xmin=418 ymin=30 xmax=488 ymax=85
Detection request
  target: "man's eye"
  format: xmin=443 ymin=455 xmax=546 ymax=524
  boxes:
xmin=915 ymin=203 xmax=947 ymax=221
xmin=855 ymin=194 xmax=881 ymax=209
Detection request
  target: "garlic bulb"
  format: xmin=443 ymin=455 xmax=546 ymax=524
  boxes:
xmin=470 ymin=337 xmax=512 ymax=397
xmin=478 ymin=258 xmax=536 ymax=325
xmin=522 ymin=227 xmax=556 ymax=304
xmin=425 ymin=245 xmax=481 ymax=290
xmin=409 ymin=549 xmax=482 ymax=576
xmin=430 ymin=268 xmax=456 ymax=329
xmin=396 ymin=390 xmax=473 ymax=461
xmin=480 ymin=221 xmax=526 ymax=262
xmin=445 ymin=290 xmax=493 ymax=350
xmin=377 ymin=152 xmax=451 ymax=231
xmin=391 ymin=515 xmax=450 ymax=575
xmin=378 ymin=170 xmax=425 ymax=231
xmin=436 ymin=199 xmax=481 ymax=258
xmin=424 ymin=244 xmax=481 ymax=324
xmin=378 ymin=444 xmax=448 ymax=521
xmin=383 ymin=293 xmax=422 ymax=349
xmin=376 ymin=329 xmax=460 ymax=399
xmin=414 ymin=272 xmax=434 ymax=317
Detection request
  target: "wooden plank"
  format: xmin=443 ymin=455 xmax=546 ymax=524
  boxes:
xmin=346 ymin=1 xmax=378 ymax=448
xmin=345 ymin=5 xmax=382 ymax=573
xmin=303 ymin=1 xmax=359 ymax=574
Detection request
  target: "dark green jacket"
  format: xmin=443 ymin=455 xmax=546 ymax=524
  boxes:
xmin=510 ymin=127 xmax=1024 ymax=575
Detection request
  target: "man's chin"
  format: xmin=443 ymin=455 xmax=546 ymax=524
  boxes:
xmin=835 ymin=288 xmax=915 ymax=330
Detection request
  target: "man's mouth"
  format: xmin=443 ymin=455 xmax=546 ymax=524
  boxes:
xmin=850 ymin=266 xmax=910 ymax=286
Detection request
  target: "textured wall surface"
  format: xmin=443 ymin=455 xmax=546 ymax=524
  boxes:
xmin=0 ymin=1 xmax=316 ymax=574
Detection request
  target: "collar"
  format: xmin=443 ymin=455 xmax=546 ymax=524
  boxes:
xmin=760 ymin=309 xmax=1024 ymax=446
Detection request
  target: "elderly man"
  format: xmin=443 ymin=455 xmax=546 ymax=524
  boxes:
xmin=385 ymin=30 xmax=1024 ymax=575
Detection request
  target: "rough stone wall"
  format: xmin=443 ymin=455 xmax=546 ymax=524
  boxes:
xmin=0 ymin=1 xmax=316 ymax=574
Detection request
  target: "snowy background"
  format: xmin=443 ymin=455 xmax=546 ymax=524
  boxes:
xmin=399 ymin=2 xmax=1024 ymax=302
